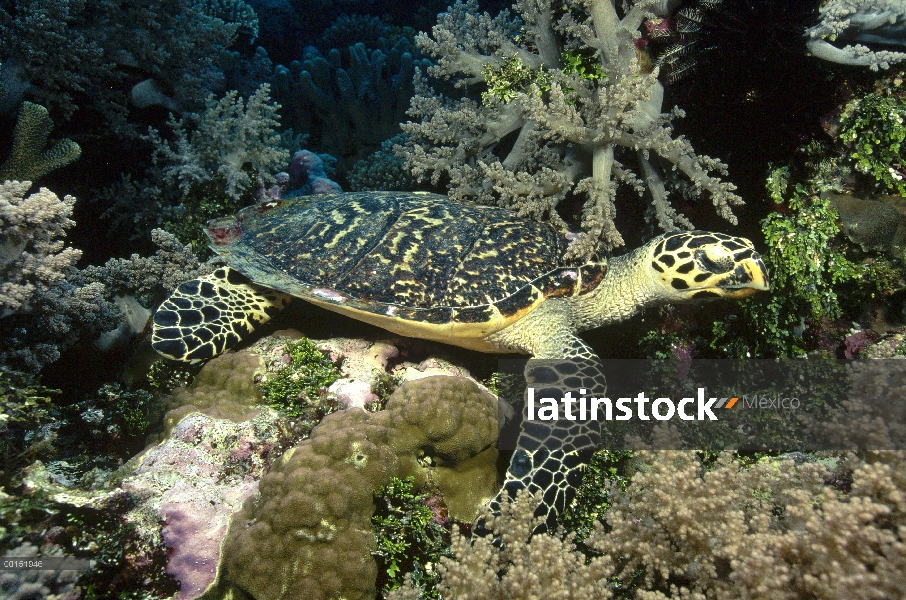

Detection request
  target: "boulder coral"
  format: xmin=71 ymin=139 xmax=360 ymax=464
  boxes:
xmin=206 ymin=375 xmax=500 ymax=600
xmin=161 ymin=350 xmax=265 ymax=435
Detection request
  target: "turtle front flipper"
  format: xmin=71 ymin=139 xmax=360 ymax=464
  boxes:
xmin=152 ymin=267 xmax=292 ymax=363
xmin=489 ymin=333 xmax=605 ymax=531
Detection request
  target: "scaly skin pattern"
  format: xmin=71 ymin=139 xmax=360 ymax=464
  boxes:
xmin=483 ymin=230 xmax=768 ymax=528
xmin=152 ymin=191 xmax=769 ymax=530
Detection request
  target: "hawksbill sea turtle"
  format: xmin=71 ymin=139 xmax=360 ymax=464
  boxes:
xmin=151 ymin=191 xmax=769 ymax=526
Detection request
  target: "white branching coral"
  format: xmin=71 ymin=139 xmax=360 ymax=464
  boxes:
xmin=397 ymin=0 xmax=742 ymax=259
xmin=147 ymin=83 xmax=289 ymax=201
xmin=0 ymin=180 xmax=80 ymax=317
xmin=806 ymin=0 xmax=906 ymax=70
xmin=391 ymin=489 xmax=615 ymax=599
xmin=394 ymin=451 xmax=906 ymax=599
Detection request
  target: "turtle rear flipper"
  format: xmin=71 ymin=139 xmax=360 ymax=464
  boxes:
xmin=151 ymin=267 xmax=292 ymax=363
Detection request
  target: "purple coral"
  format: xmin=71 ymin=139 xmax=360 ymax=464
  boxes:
xmin=288 ymin=149 xmax=343 ymax=194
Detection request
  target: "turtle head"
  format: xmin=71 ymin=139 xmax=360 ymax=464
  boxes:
xmin=647 ymin=231 xmax=769 ymax=302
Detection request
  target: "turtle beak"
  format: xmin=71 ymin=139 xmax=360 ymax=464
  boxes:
xmin=718 ymin=254 xmax=769 ymax=299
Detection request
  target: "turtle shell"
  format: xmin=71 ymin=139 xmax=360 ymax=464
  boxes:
xmin=208 ymin=192 xmax=605 ymax=343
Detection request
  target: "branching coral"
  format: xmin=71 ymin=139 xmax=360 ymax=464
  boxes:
xmin=270 ymin=39 xmax=431 ymax=170
xmin=147 ymin=84 xmax=288 ymax=202
xmin=197 ymin=0 xmax=259 ymax=42
xmin=397 ymin=0 xmax=742 ymax=260
xmin=0 ymin=0 xmax=108 ymax=119
xmin=0 ymin=0 xmax=259 ymax=129
xmin=0 ymin=181 xmax=80 ymax=318
xmin=0 ymin=101 xmax=81 ymax=183
xmin=144 ymin=84 xmax=289 ymax=256
xmin=348 ymin=134 xmax=421 ymax=191
xmin=806 ymin=0 xmax=906 ymax=70
xmin=78 ymin=228 xmax=212 ymax=305
xmin=590 ymin=451 xmax=906 ymax=598
xmin=0 ymin=183 xmax=203 ymax=371
xmin=420 ymin=489 xmax=614 ymax=599
xmin=406 ymin=450 xmax=906 ymax=599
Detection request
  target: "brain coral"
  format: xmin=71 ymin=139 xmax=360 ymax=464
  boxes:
xmin=205 ymin=375 xmax=499 ymax=600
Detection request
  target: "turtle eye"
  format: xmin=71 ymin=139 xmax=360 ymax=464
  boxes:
xmin=695 ymin=247 xmax=734 ymax=274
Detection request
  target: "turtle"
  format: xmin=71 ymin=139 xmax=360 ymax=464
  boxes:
xmin=151 ymin=190 xmax=769 ymax=524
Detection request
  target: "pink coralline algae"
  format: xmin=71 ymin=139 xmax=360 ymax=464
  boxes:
xmin=644 ymin=17 xmax=672 ymax=37
xmin=123 ymin=412 xmax=294 ymax=599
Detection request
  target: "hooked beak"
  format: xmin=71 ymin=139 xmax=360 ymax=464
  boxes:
xmin=718 ymin=255 xmax=770 ymax=299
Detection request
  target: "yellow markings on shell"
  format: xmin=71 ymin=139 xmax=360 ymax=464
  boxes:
xmin=471 ymin=249 xmax=499 ymax=260
xmin=301 ymin=284 xmax=547 ymax=353
xmin=400 ymin=238 xmax=424 ymax=266
xmin=323 ymin=207 xmax=368 ymax=249
xmin=383 ymin=229 xmax=409 ymax=256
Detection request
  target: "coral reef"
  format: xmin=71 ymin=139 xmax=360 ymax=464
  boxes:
xmin=806 ymin=0 xmax=906 ymax=70
xmin=278 ymin=331 xmax=491 ymax=411
xmin=0 ymin=480 xmax=179 ymax=599
xmin=0 ymin=102 xmax=80 ymax=182
xmin=0 ymin=0 xmax=259 ymax=128
xmin=393 ymin=489 xmax=614 ymax=599
xmin=0 ymin=185 xmax=214 ymax=371
xmin=79 ymin=228 xmax=212 ymax=305
xmin=0 ymin=59 xmax=31 ymax=114
xmin=246 ymin=0 xmax=301 ymax=64
xmin=593 ymin=451 xmax=906 ymax=597
xmin=830 ymin=192 xmax=906 ymax=254
xmin=207 ymin=375 xmax=499 ymax=600
xmin=318 ymin=14 xmax=417 ymax=55
xmin=0 ymin=178 xmax=121 ymax=363
xmin=398 ymin=0 xmax=743 ymax=259
xmin=147 ymin=83 xmax=288 ymax=202
xmin=400 ymin=450 xmax=906 ymax=599
xmin=0 ymin=270 xmax=118 ymax=372
xmin=128 ymin=410 xmax=293 ymax=600
xmin=809 ymin=359 xmax=906 ymax=451
xmin=0 ymin=181 xmax=80 ymax=318
xmin=198 ymin=0 xmax=260 ymax=42
xmin=286 ymin=149 xmax=343 ymax=194
xmin=347 ymin=134 xmax=421 ymax=192
xmin=270 ymin=38 xmax=430 ymax=170
xmin=145 ymin=83 xmax=289 ymax=256
xmin=161 ymin=351 xmax=266 ymax=433
xmin=1 ymin=345 xmax=309 ymax=599
xmin=3 ymin=381 xmax=161 ymax=494
xmin=0 ymin=367 xmax=61 ymax=486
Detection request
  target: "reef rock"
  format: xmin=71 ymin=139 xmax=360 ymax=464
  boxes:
xmin=830 ymin=192 xmax=906 ymax=255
